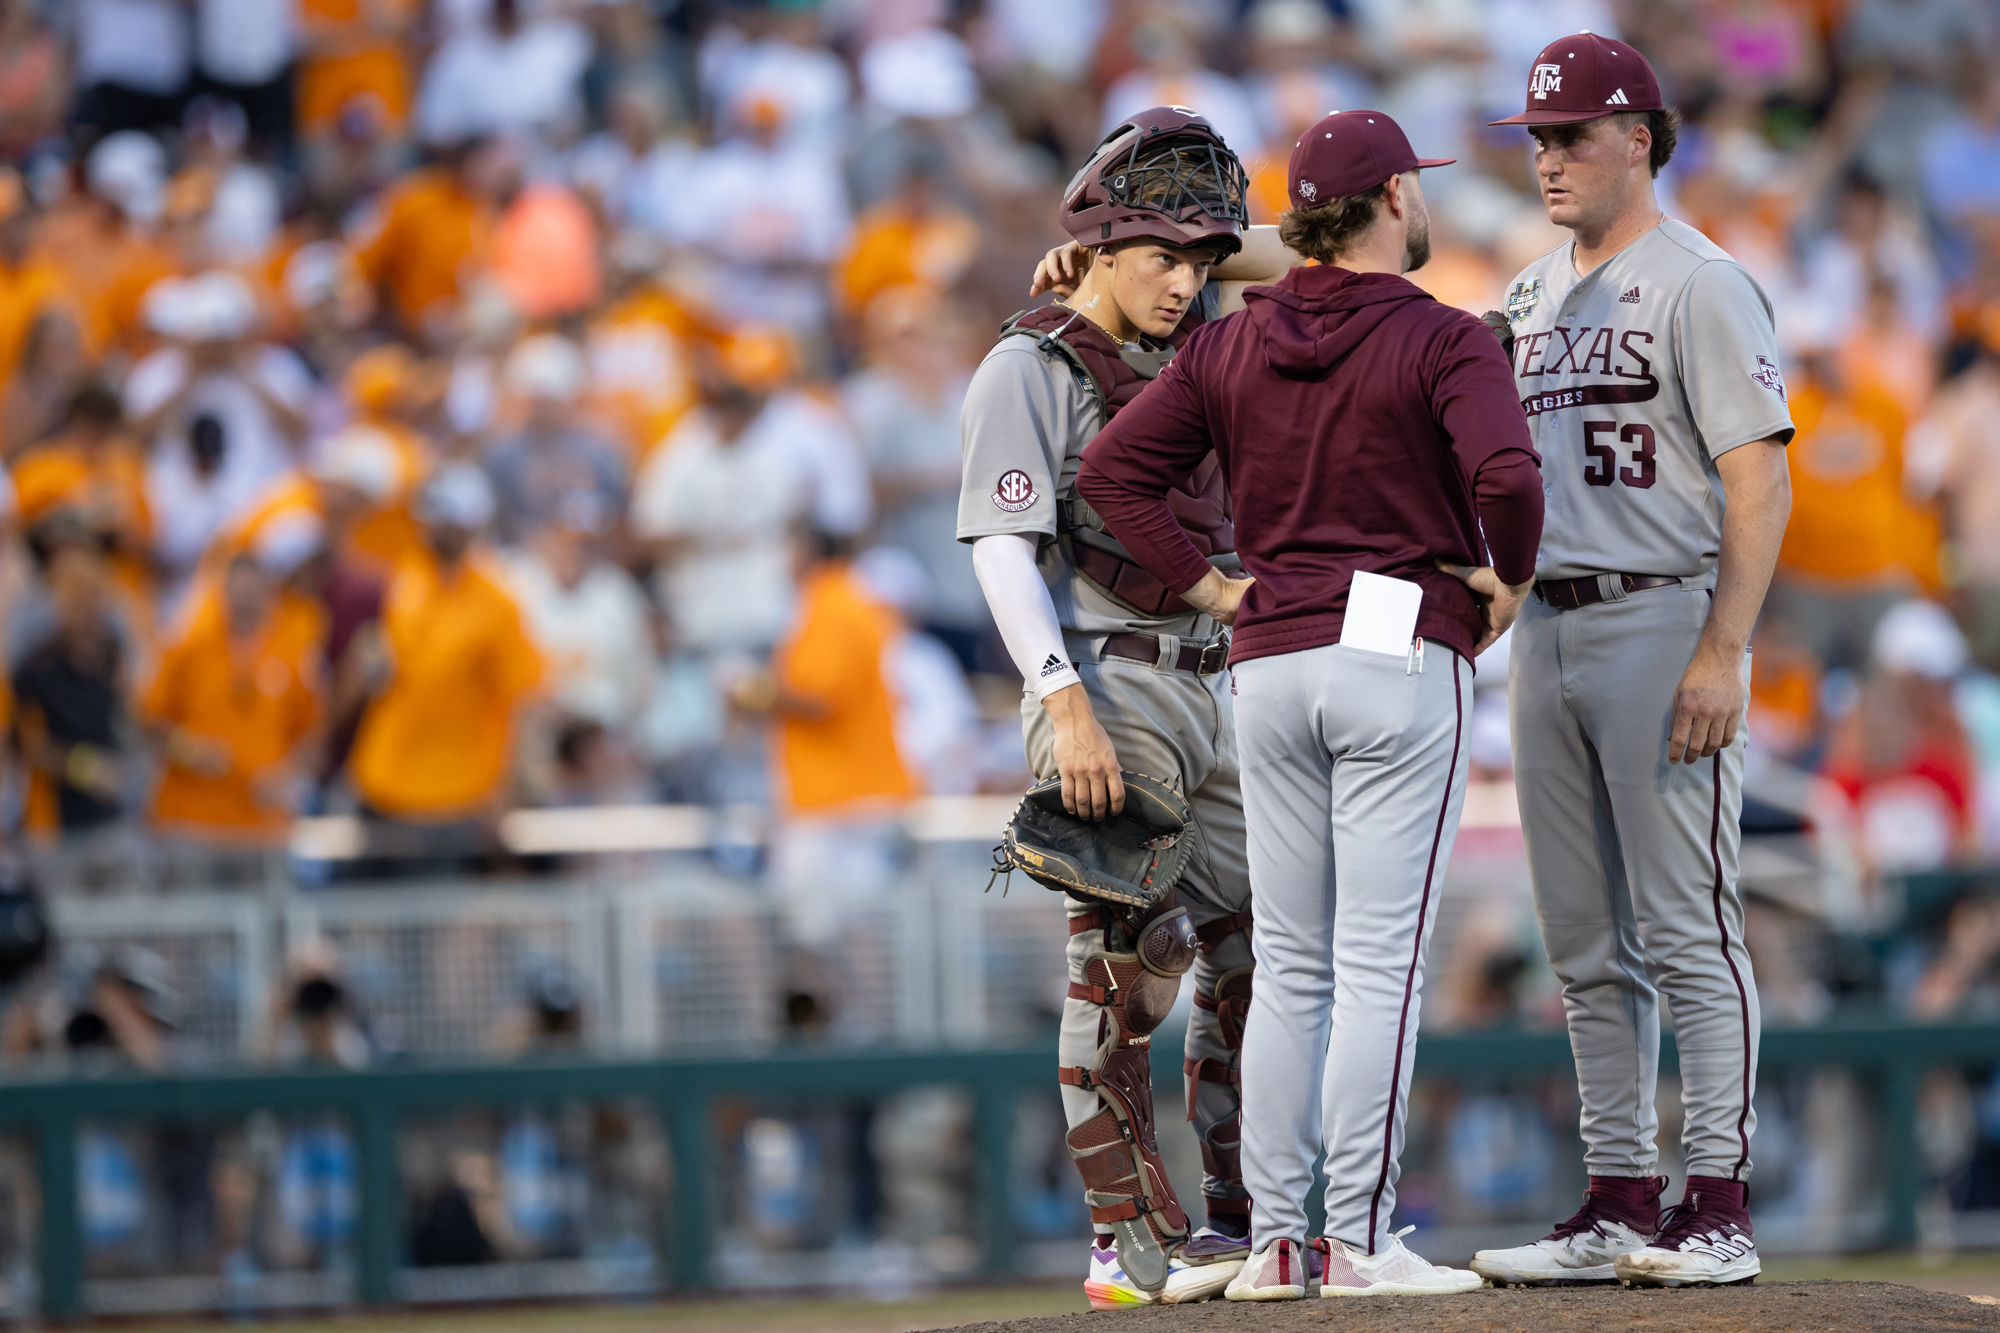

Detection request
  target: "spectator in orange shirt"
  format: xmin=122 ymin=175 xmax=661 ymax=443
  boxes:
xmin=33 ymin=133 xmax=179 ymax=359
xmin=735 ymin=532 xmax=912 ymax=935
xmin=298 ymin=0 xmax=420 ymax=140
xmin=0 ymin=171 xmax=69 ymax=417
xmin=347 ymin=463 xmax=541 ymax=864
xmin=351 ymin=135 xmax=518 ymax=346
xmin=12 ymin=383 xmax=153 ymax=607
xmin=143 ymin=540 xmax=324 ymax=878
xmin=835 ymin=163 xmax=978 ymax=320
xmin=1770 ymin=349 xmax=1924 ymax=669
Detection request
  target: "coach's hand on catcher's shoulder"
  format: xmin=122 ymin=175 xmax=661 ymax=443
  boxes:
xmin=1435 ymin=561 xmax=1533 ymax=656
xmin=1668 ymin=644 xmax=1747 ymax=765
xmin=1181 ymin=568 xmax=1255 ymax=626
xmin=1030 ymin=241 xmax=1093 ymax=299
xmin=1043 ymin=684 xmax=1125 ymax=820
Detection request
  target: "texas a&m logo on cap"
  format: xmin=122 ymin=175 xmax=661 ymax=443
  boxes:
xmin=992 ymin=469 xmax=1039 ymax=512
xmin=1298 ymin=180 xmax=1317 ymax=201
xmin=1529 ymin=63 xmax=1563 ymax=99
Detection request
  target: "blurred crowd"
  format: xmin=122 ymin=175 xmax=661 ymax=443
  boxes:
xmin=0 ymin=2 xmax=1985 ymax=987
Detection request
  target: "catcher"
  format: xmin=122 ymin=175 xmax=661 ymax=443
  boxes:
xmin=958 ymin=107 xmax=1297 ymax=1309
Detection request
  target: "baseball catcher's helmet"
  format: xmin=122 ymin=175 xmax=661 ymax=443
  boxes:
xmin=999 ymin=771 xmax=1196 ymax=909
xmin=1061 ymin=107 xmax=1248 ymax=257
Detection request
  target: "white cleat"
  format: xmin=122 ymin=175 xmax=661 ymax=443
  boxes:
xmin=1223 ymin=1237 xmax=1309 ymax=1301
xmin=1083 ymin=1237 xmax=1159 ymax=1311
xmin=1471 ymin=1216 xmax=1651 ymax=1286
xmin=1159 ymin=1229 xmax=1246 ymax=1304
xmin=1317 ymin=1226 xmax=1484 ymax=1296
xmin=1614 ymin=1210 xmax=1759 ymax=1288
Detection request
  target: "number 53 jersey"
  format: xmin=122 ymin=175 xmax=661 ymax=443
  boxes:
xmin=1502 ymin=217 xmax=1795 ymax=582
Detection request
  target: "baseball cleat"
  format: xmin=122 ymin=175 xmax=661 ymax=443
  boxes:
xmin=1471 ymin=1188 xmax=1656 ymax=1286
xmin=1160 ymin=1226 xmax=1248 ymax=1304
xmin=1315 ymin=1226 xmax=1483 ymax=1296
xmin=1084 ymin=1236 xmax=1157 ymax=1310
xmin=1085 ymin=1236 xmax=1246 ymax=1309
xmin=1223 ymin=1237 xmax=1309 ymax=1301
xmin=1614 ymin=1197 xmax=1759 ymax=1288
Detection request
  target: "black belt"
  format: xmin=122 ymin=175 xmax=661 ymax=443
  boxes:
xmin=1534 ymin=573 xmax=1683 ymax=611
xmin=1090 ymin=632 xmax=1229 ymax=676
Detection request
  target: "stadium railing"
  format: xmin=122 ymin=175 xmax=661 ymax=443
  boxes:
xmin=2 ymin=1018 xmax=1996 ymax=1320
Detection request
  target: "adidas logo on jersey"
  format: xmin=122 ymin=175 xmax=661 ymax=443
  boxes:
xmin=1039 ymin=654 xmax=1067 ymax=678
xmin=1619 ymin=286 xmax=1641 ymax=303
xmin=1605 ymin=88 xmax=1630 ymax=105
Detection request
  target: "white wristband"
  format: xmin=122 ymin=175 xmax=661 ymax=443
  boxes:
xmin=972 ymin=534 xmax=1083 ymax=702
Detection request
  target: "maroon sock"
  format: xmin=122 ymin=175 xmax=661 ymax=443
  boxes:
xmin=1683 ymin=1176 xmax=1751 ymax=1228
xmin=1588 ymin=1174 xmax=1664 ymax=1232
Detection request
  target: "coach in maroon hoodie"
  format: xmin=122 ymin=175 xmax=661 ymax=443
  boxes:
xmin=1076 ymin=111 xmax=1544 ymax=1295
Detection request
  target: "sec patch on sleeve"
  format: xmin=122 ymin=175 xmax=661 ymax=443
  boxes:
xmin=992 ymin=469 xmax=1039 ymax=512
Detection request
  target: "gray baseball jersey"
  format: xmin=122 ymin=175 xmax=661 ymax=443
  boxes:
xmin=1498 ymin=218 xmax=1790 ymax=1199
xmin=957 ymin=286 xmax=1253 ymax=1243
xmin=1503 ymin=218 xmax=1794 ymax=581
xmin=956 ymin=290 xmax=1220 ymax=641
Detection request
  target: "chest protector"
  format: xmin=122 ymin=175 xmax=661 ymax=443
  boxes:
xmin=998 ymin=305 xmax=1238 ymax=618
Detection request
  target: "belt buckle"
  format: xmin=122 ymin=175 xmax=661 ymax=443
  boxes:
xmin=1196 ymin=639 xmax=1229 ymax=676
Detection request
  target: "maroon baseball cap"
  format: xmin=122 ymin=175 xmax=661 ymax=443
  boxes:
xmin=1287 ymin=110 xmax=1454 ymax=210
xmin=1489 ymin=31 xmax=1663 ymax=126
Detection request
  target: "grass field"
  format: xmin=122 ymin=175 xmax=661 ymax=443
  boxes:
xmin=92 ymin=1251 xmax=2000 ymax=1332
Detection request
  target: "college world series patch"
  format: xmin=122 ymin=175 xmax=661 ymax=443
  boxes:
xmin=992 ymin=469 xmax=1038 ymax=512
xmin=1504 ymin=276 xmax=1542 ymax=325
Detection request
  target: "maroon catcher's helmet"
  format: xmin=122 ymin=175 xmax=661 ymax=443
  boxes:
xmin=1061 ymin=106 xmax=1248 ymax=256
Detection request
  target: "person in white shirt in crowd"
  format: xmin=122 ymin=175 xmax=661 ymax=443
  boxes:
xmin=630 ymin=329 xmax=869 ymax=654
xmin=672 ymin=95 xmax=852 ymax=337
xmin=698 ymin=1 xmax=851 ymax=155
xmin=1796 ymin=171 xmax=1946 ymax=355
xmin=633 ymin=601 xmax=727 ymax=803
xmin=841 ymin=286 xmax=986 ymax=667
xmin=128 ymin=271 xmax=312 ymax=609
xmin=853 ymin=545 xmax=982 ymax=797
xmin=182 ymin=98 xmax=283 ymax=267
xmin=416 ymin=0 xmax=591 ymax=148
xmin=70 ymin=0 xmax=192 ymax=137
xmin=565 ymin=75 xmax=698 ymax=238
xmin=193 ymin=0 xmax=297 ymax=154
xmin=1240 ymin=0 xmax=1374 ymax=155
xmin=501 ymin=489 xmax=653 ymax=736
xmin=1098 ymin=19 xmax=1260 ymax=165
xmin=482 ymin=333 xmax=627 ymax=546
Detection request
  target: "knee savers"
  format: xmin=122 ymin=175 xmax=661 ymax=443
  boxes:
xmin=1061 ymin=900 xmax=1198 ymax=1289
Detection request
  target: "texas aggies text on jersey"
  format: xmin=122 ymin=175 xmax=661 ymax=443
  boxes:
xmin=1503 ymin=217 xmax=1793 ymax=582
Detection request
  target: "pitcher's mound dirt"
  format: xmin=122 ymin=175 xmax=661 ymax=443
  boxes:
xmin=930 ymin=1281 xmax=2000 ymax=1333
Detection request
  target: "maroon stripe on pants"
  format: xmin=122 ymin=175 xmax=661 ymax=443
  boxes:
xmin=1708 ymin=751 xmax=1753 ymax=1180
xmin=1365 ymin=653 xmax=1462 ymax=1252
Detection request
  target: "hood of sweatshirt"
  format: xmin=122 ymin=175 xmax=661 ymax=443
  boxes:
xmin=1243 ymin=266 xmax=1436 ymax=378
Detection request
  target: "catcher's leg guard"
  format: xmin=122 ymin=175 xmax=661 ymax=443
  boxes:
xmin=1061 ymin=900 xmax=1197 ymax=1293
xmin=1184 ymin=910 xmax=1253 ymax=1256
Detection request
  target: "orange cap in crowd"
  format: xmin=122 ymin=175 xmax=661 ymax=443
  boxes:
xmin=346 ymin=344 xmax=418 ymax=418
xmin=722 ymin=326 xmax=795 ymax=392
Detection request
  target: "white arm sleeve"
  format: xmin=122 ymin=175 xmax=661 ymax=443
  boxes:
xmin=973 ymin=534 xmax=1082 ymax=703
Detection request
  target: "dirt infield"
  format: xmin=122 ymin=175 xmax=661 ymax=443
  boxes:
xmin=929 ymin=1282 xmax=2000 ymax=1333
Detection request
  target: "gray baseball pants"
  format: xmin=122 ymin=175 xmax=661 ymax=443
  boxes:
xmin=1022 ymin=646 xmax=1254 ymax=1218
xmin=1509 ymin=584 xmax=1759 ymax=1184
xmin=1231 ymin=640 xmax=1470 ymax=1254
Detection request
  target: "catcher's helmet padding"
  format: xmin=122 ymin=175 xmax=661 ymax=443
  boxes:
xmin=1002 ymin=771 xmax=1196 ymax=909
xmin=1060 ymin=106 xmax=1247 ymax=257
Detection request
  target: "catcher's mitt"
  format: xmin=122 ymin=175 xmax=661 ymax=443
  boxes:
xmin=997 ymin=772 xmax=1195 ymax=909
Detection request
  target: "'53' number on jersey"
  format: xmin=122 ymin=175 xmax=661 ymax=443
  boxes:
xmin=1582 ymin=420 xmax=1656 ymax=489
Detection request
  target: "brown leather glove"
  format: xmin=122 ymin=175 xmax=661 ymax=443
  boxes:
xmin=1479 ymin=308 xmax=1515 ymax=364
